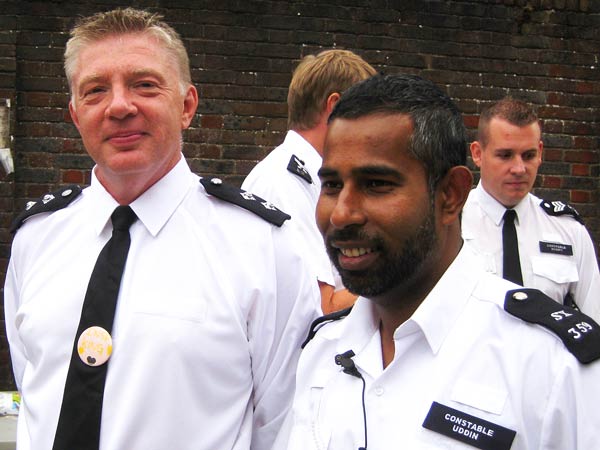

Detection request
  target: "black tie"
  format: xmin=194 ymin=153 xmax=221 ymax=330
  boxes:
xmin=53 ymin=205 xmax=137 ymax=450
xmin=502 ymin=209 xmax=523 ymax=286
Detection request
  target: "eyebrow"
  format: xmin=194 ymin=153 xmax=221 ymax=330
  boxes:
xmin=77 ymin=69 xmax=167 ymax=92
xmin=318 ymin=165 xmax=402 ymax=178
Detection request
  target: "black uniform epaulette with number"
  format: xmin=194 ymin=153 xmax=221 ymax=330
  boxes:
xmin=10 ymin=185 xmax=82 ymax=233
xmin=287 ymin=154 xmax=312 ymax=184
xmin=301 ymin=306 xmax=353 ymax=349
xmin=504 ymin=288 xmax=600 ymax=364
xmin=540 ymin=199 xmax=584 ymax=225
xmin=200 ymin=177 xmax=291 ymax=227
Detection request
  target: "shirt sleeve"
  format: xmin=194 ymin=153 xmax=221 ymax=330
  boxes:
xmin=4 ymin=243 xmax=27 ymax=390
xmin=539 ymin=353 xmax=600 ymax=449
xmin=248 ymin=225 xmax=321 ymax=450
xmin=570 ymin=225 xmax=600 ymax=322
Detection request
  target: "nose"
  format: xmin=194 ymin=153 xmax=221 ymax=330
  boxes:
xmin=510 ymin=157 xmax=526 ymax=175
xmin=105 ymin=86 xmax=137 ymax=119
xmin=329 ymin=188 xmax=367 ymax=229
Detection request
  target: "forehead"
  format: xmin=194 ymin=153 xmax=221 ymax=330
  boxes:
xmin=72 ymin=33 xmax=177 ymax=82
xmin=486 ymin=118 xmax=541 ymax=147
xmin=323 ymin=113 xmax=419 ymax=170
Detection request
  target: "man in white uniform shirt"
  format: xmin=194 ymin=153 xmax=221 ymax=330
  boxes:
xmin=276 ymin=74 xmax=600 ymax=450
xmin=462 ymin=97 xmax=600 ymax=321
xmin=242 ymin=49 xmax=376 ymax=314
xmin=4 ymin=8 xmax=319 ymax=450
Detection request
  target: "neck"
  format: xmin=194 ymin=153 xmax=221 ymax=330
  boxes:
xmin=293 ymin=115 xmax=328 ymax=156
xmin=375 ymin=230 xmax=464 ymax=368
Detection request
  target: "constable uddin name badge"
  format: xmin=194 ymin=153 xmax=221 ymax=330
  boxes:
xmin=77 ymin=326 xmax=113 ymax=367
xmin=422 ymin=402 xmax=516 ymax=450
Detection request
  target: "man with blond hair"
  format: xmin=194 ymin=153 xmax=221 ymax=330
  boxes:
xmin=243 ymin=49 xmax=376 ymax=313
xmin=4 ymin=8 xmax=319 ymax=450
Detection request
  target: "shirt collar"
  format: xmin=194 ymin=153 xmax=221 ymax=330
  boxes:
xmin=475 ymin=181 xmax=531 ymax=226
xmin=406 ymin=244 xmax=481 ymax=354
xmin=88 ymin=156 xmax=195 ymax=237
xmin=337 ymin=244 xmax=481 ymax=358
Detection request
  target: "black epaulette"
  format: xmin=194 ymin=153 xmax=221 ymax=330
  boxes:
xmin=540 ymin=199 xmax=584 ymax=225
xmin=10 ymin=185 xmax=82 ymax=233
xmin=200 ymin=177 xmax=291 ymax=227
xmin=301 ymin=306 xmax=353 ymax=349
xmin=504 ymin=288 xmax=600 ymax=364
xmin=287 ymin=154 xmax=312 ymax=184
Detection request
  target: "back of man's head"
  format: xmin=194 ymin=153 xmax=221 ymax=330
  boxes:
xmin=330 ymin=73 xmax=467 ymax=193
xmin=477 ymin=97 xmax=539 ymax=147
xmin=287 ymin=49 xmax=376 ymax=131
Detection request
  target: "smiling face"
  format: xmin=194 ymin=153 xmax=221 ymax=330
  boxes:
xmin=69 ymin=32 xmax=198 ymax=201
xmin=471 ymin=117 xmax=542 ymax=208
xmin=317 ymin=113 xmax=440 ymax=300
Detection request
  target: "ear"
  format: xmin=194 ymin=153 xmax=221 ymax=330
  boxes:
xmin=470 ymin=141 xmax=483 ymax=168
xmin=325 ymin=92 xmax=341 ymax=116
xmin=437 ymin=166 xmax=473 ymax=226
xmin=537 ymin=139 xmax=543 ymax=163
xmin=181 ymin=84 xmax=199 ymax=130
xmin=69 ymin=100 xmax=81 ymax=131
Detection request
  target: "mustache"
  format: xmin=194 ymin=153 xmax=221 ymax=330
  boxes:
xmin=326 ymin=226 xmax=376 ymax=244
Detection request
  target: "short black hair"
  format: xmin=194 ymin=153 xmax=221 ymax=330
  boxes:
xmin=329 ymin=73 xmax=467 ymax=192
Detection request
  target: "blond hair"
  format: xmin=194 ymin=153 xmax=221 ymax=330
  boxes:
xmin=64 ymin=7 xmax=191 ymax=94
xmin=287 ymin=49 xmax=376 ymax=130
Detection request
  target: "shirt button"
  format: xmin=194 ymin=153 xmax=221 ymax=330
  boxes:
xmin=374 ymin=386 xmax=384 ymax=396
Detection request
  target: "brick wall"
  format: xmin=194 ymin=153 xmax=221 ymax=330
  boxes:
xmin=0 ymin=0 xmax=598 ymax=389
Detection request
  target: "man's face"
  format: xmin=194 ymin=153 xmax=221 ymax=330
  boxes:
xmin=471 ymin=117 xmax=543 ymax=208
xmin=317 ymin=113 xmax=438 ymax=299
xmin=69 ymin=33 xmax=197 ymax=193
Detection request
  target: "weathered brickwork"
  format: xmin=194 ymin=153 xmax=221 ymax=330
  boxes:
xmin=0 ymin=0 xmax=598 ymax=389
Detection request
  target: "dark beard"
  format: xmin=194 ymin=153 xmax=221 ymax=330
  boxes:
xmin=326 ymin=212 xmax=437 ymax=298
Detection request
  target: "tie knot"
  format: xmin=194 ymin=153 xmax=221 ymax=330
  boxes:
xmin=111 ymin=205 xmax=137 ymax=231
xmin=504 ymin=209 xmax=517 ymax=224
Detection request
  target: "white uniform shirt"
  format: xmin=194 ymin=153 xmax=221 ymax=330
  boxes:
xmin=462 ymin=182 xmax=600 ymax=321
xmin=4 ymin=157 xmax=320 ymax=450
xmin=242 ymin=130 xmax=335 ymax=289
xmin=278 ymin=245 xmax=600 ymax=450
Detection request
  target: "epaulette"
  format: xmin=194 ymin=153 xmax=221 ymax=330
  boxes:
xmin=301 ymin=306 xmax=352 ymax=349
xmin=10 ymin=185 xmax=82 ymax=233
xmin=540 ymin=199 xmax=584 ymax=225
xmin=504 ymin=288 xmax=600 ymax=364
xmin=287 ymin=154 xmax=312 ymax=184
xmin=200 ymin=177 xmax=291 ymax=227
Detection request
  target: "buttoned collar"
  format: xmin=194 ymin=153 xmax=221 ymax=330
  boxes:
xmin=474 ymin=182 xmax=532 ymax=226
xmin=336 ymin=245 xmax=481 ymax=361
xmin=88 ymin=156 xmax=195 ymax=237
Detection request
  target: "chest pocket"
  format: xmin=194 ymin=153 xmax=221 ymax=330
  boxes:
xmin=531 ymin=256 xmax=579 ymax=284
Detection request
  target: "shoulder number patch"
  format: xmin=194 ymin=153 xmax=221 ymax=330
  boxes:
xmin=10 ymin=185 xmax=82 ymax=233
xmin=200 ymin=177 xmax=291 ymax=227
xmin=540 ymin=199 xmax=584 ymax=225
xmin=287 ymin=154 xmax=312 ymax=184
xmin=504 ymin=288 xmax=600 ymax=363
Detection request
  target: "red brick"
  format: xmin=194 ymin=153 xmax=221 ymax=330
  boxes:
xmin=571 ymin=164 xmax=590 ymax=176
xmin=570 ymin=190 xmax=592 ymax=203
xmin=542 ymin=176 xmax=562 ymax=188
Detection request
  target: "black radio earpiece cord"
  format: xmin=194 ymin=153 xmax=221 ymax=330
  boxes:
xmin=335 ymin=350 xmax=368 ymax=450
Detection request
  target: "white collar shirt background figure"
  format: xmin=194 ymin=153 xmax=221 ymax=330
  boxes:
xmin=462 ymin=181 xmax=600 ymax=321
xmin=278 ymin=245 xmax=600 ymax=450
xmin=243 ymin=130 xmax=335 ymax=294
xmin=5 ymin=157 xmax=320 ymax=450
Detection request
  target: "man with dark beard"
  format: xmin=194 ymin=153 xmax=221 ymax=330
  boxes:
xmin=274 ymin=74 xmax=600 ymax=450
